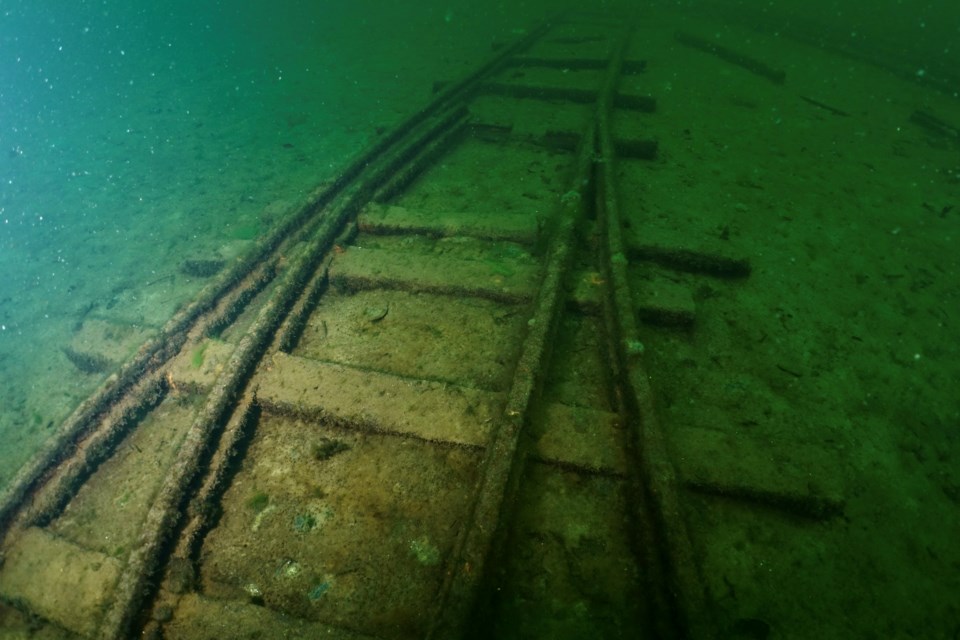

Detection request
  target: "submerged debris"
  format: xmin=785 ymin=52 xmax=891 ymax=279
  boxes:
xmin=179 ymin=258 xmax=226 ymax=278
xmin=251 ymin=504 xmax=276 ymax=532
xmin=275 ymin=558 xmax=302 ymax=579
xmin=363 ymin=304 xmax=389 ymax=323
xmin=244 ymin=583 xmax=264 ymax=606
xmin=307 ymin=581 xmax=331 ymax=601
xmin=61 ymin=346 xmax=112 ymax=374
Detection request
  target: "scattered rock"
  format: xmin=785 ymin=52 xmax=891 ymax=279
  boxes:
xmin=61 ymin=346 xmax=112 ymax=374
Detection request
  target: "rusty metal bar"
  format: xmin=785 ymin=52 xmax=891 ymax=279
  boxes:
xmin=595 ymin=33 xmax=714 ymax=638
xmin=426 ymin=25 xmax=636 ymax=640
xmin=0 ymin=18 xmax=555 ymax=540
xmin=674 ymin=30 xmax=786 ymax=84
xmin=93 ymin=66 xmax=542 ymax=637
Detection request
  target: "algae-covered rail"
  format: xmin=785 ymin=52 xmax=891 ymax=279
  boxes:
xmin=0 ymin=11 xmax=752 ymax=640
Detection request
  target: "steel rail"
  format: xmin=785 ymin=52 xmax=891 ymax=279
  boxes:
xmin=0 ymin=16 xmax=554 ymax=539
xmin=594 ymin=36 xmax=712 ymax=638
xmin=426 ymin=24 xmax=636 ymax=640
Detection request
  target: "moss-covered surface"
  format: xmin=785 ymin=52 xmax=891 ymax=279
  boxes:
xmin=50 ymin=397 xmax=195 ymax=557
xmin=199 ymin=414 xmax=481 ymax=638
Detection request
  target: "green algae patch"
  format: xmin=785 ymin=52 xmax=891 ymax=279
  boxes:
xmin=409 ymin=535 xmax=441 ymax=566
xmin=191 ymin=342 xmax=210 ymax=369
xmin=246 ymin=492 xmax=270 ymax=513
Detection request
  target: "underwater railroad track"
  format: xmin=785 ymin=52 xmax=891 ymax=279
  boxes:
xmin=0 ymin=11 xmax=803 ymax=640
